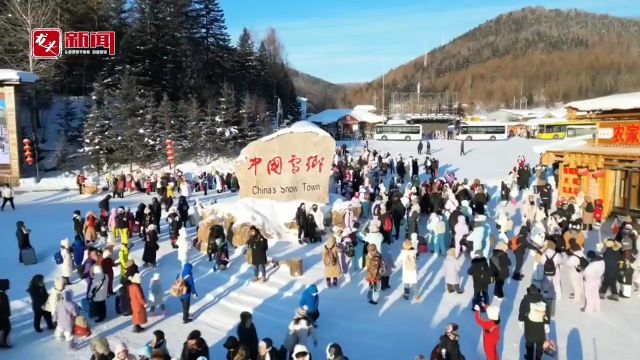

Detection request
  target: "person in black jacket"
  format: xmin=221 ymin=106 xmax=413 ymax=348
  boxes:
xmin=390 ymin=198 xmax=406 ymax=241
xmin=433 ymin=323 xmax=464 ymax=360
xmin=600 ymin=240 xmax=623 ymax=301
xmin=98 ymin=194 xmax=111 ymax=213
xmin=237 ymin=311 xmax=259 ymax=360
xmin=396 ymin=158 xmax=406 ymax=183
xmin=150 ymin=197 xmax=162 ymax=232
xmin=518 ymin=285 xmax=549 ymax=360
xmin=27 ymin=274 xmax=54 ymax=332
xmin=135 ymin=203 xmax=146 ymax=238
xmin=180 ymin=330 xmax=209 ymax=360
xmin=295 ymin=203 xmax=308 ymax=244
xmin=259 ymin=337 xmax=280 ymax=360
xmin=472 ymin=186 xmax=488 ymax=215
xmin=539 ymin=183 xmax=552 ymax=217
xmin=0 ymin=279 xmax=11 ymax=348
xmin=16 ymin=221 xmax=32 ymax=263
xmin=177 ymin=196 xmax=190 ymax=228
xmin=500 ymin=177 xmax=511 ymax=202
xmin=167 ymin=210 xmax=182 ymax=249
xmin=490 ymin=243 xmax=511 ymax=299
xmin=468 ymin=251 xmax=491 ymax=310
xmin=72 ymin=210 xmax=85 ymax=242
xmin=142 ymin=224 xmax=159 ymax=268
xmin=223 ymin=336 xmax=240 ymax=360
xmin=247 ymin=227 xmax=269 ymax=282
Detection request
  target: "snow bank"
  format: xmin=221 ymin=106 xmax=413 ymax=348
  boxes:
xmin=0 ymin=69 xmax=39 ymax=83
xmin=259 ymin=120 xmax=331 ymax=142
xmin=565 ymin=91 xmax=640 ymax=112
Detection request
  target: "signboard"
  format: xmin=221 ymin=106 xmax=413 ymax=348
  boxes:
xmin=0 ymin=92 xmax=8 ymax=165
xmin=597 ymin=120 xmax=640 ymax=147
xmin=235 ymin=123 xmax=336 ymax=203
xmin=561 ymin=166 xmax=581 ymax=196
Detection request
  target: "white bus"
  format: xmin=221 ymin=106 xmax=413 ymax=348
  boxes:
xmin=566 ymin=125 xmax=597 ymax=138
xmin=374 ymin=124 xmax=422 ymax=141
xmin=456 ymin=123 xmax=508 ymax=141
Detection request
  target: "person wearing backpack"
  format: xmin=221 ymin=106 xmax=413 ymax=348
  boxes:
xmin=490 ymin=243 xmax=511 ymax=299
xmin=565 ymin=241 xmax=587 ymax=303
xmin=365 ymin=244 xmax=384 ymax=305
xmin=338 ymin=229 xmax=356 ymax=280
xmin=542 ymin=241 xmax=562 ymax=301
xmin=580 ymin=196 xmax=595 ymax=231
xmin=468 ymin=251 xmax=492 ymax=310
xmin=323 ymin=237 xmax=341 ymax=288
xmin=600 ymin=239 xmax=622 ymax=301
xmin=401 ymin=240 xmax=418 ymax=301
xmin=59 ymin=238 xmax=74 ymax=285
xmin=378 ymin=207 xmax=393 ymax=245
xmin=473 ymin=304 xmax=501 ymax=360
xmin=509 ymin=225 xmax=529 ymax=281
xmin=518 ymin=285 xmax=549 ymax=360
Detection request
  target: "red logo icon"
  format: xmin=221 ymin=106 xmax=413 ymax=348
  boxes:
xmin=31 ymin=28 xmax=62 ymax=59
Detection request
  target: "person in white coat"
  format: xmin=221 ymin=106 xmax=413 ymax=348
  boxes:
xmin=309 ymin=204 xmax=325 ymax=232
xmin=59 ymin=238 xmax=74 ymax=285
xmin=541 ymin=241 xmax=563 ymax=304
xmin=565 ymin=243 xmax=586 ymax=303
xmin=179 ymin=180 xmax=190 ymax=199
xmin=214 ymin=172 xmax=223 ymax=193
xmin=176 ymin=227 xmax=191 ymax=269
xmin=400 ymin=240 xmax=418 ymax=301
xmin=444 ymin=248 xmax=463 ymax=293
xmin=583 ymin=251 xmax=605 ymax=313
xmin=43 ymin=277 xmax=66 ymax=320
xmin=148 ymin=272 xmax=164 ymax=312
xmin=343 ymin=204 xmax=356 ymax=232
xmin=89 ymin=265 xmax=109 ymax=322
xmin=284 ymin=307 xmax=318 ymax=355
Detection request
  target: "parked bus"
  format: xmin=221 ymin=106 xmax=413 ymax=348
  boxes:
xmin=566 ymin=125 xmax=597 ymax=138
xmin=373 ymin=124 xmax=422 ymax=141
xmin=455 ymin=123 xmax=508 ymax=141
xmin=536 ymin=121 xmax=596 ymax=140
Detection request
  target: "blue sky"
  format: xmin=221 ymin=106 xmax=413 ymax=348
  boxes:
xmin=220 ymin=0 xmax=640 ymax=84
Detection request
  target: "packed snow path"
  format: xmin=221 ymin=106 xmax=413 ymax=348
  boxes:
xmin=2 ymin=138 xmax=636 ymax=360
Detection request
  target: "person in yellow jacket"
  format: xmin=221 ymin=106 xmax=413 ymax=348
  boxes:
xmin=116 ymin=207 xmax=129 ymax=246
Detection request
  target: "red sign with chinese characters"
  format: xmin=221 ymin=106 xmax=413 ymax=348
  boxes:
xmin=32 ymin=28 xmax=115 ymax=59
xmin=597 ymin=121 xmax=640 ymax=147
xmin=235 ymin=127 xmax=336 ymax=204
xmin=561 ymin=166 xmax=581 ymax=197
xmin=32 ymin=28 xmax=62 ymax=59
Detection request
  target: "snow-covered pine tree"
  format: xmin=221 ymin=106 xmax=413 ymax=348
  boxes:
xmin=238 ymin=92 xmax=261 ymax=145
xmin=172 ymin=99 xmax=195 ymax=158
xmin=138 ymin=93 xmax=165 ymax=166
xmin=235 ymin=28 xmax=258 ymax=97
xmin=113 ymin=74 xmax=146 ymax=167
xmin=54 ymin=135 xmax=72 ymax=170
xmin=56 ymin=97 xmax=80 ymax=145
xmin=213 ymin=83 xmax=240 ymax=153
xmin=83 ymin=85 xmax=116 ymax=170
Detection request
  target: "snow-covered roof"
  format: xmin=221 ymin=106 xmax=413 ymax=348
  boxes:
xmin=353 ymin=104 xmax=377 ymax=112
xmin=565 ymin=92 xmax=640 ymax=112
xmin=307 ymin=109 xmax=385 ymax=125
xmin=0 ymin=69 xmax=39 ymax=84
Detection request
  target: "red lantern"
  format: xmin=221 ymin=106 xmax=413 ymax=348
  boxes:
xmin=577 ymin=168 xmax=590 ymax=176
xmin=165 ymin=139 xmax=175 ymax=164
xmin=23 ymin=138 xmax=34 ymax=166
xmin=592 ymin=170 xmax=605 ymax=178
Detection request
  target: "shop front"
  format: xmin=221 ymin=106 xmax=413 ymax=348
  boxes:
xmin=542 ymin=119 xmax=640 ymax=218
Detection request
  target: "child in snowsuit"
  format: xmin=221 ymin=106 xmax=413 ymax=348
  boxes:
xmin=474 ymin=305 xmax=501 ymax=360
xmin=148 ymin=272 xmax=164 ymax=313
xmin=445 ymin=248 xmax=463 ymax=293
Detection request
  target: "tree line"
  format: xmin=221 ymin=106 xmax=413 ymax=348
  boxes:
xmin=0 ymin=0 xmax=300 ymax=170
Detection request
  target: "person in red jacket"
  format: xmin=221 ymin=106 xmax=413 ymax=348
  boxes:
xmin=100 ymin=247 xmax=117 ymax=296
xmin=474 ymin=304 xmax=501 ymax=360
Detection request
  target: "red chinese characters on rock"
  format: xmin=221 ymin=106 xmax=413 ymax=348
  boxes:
xmin=247 ymin=154 xmax=325 ymax=176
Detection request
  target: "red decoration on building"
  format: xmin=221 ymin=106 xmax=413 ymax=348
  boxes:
xmin=23 ymin=138 xmax=34 ymax=165
xmin=165 ymin=139 xmax=175 ymax=164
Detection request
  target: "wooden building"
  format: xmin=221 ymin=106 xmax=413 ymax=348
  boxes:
xmin=542 ymin=92 xmax=640 ymax=218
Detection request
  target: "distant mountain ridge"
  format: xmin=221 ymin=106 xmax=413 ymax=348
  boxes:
xmin=341 ymin=7 xmax=640 ymax=110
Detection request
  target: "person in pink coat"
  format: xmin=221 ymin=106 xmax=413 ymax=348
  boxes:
xmin=583 ymin=250 xmax=605 ymax=313
xmin=453 ymin=215 xmax=469 ymax=257
xmin=444 ymin=248 xmax=463 ymax=293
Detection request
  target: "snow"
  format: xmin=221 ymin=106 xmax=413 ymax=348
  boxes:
xmin=3 ymin=137 xmax=638 ymax=360
xmin=565 ymin=92 xmax=640 ymax=112
xmin=307 ymin=109 xmax=385 ymax=125
xmin=353 ymin=104 xmax=377 ymax=113
xmin=0 ymin=69 xmax=40 ymax=84
xmin=259 ymin=120 xmax=331 ymax=142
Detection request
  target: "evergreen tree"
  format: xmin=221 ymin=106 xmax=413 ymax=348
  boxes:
xmin=186 ymin=0 xmax=233 ymax=100
xmin=56 ymin=98 xmax=81 ymax=145
xmin=112 ymin=74 xmax=146 ymax=167
xmin=139 ymin=94 xmax=165 ymax=166
xmin=234 ymin=28 xmax=257 ymax=98
xmin=213 ymin=83 xmax=240 ymax=153
xmin=172 ymin=99 xmax=195 ymax=159
xmin=238 ymin=93 xmax=261 ymax=145
xmin=83 ymin=84 xmax=116 ymax=169
xmin=54 ymin=135 xmax=72 ymax=170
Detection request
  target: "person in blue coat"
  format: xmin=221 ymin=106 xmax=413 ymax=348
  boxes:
xmin=299 ymin=284 xmax=320 ymax=321
xmin=178 ymin=262 xmax=197 ymax=324
xmin=71 ymin=235 xmax=85 ymax=270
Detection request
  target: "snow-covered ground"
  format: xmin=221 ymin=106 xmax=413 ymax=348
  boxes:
xmin=3 ymin=137 xmax=637 ymax=360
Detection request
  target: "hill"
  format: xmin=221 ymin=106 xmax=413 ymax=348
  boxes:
xmin=288 ymin=67 xmax=350 ymax=112
xmin=346 ymin=7 xmax=640 ymax=110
